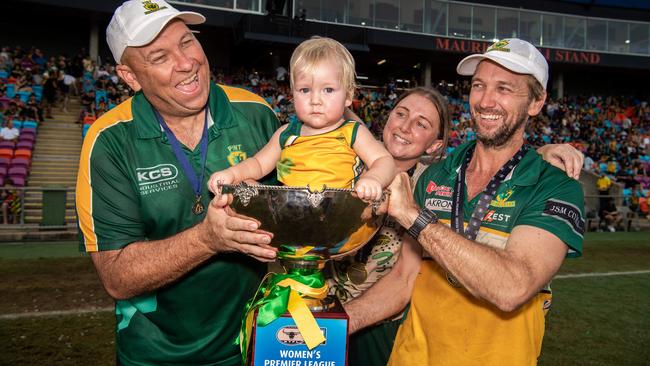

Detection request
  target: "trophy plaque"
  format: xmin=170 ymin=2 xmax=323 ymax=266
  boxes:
xmin=219 ymin=184 xmax=384 ymax=366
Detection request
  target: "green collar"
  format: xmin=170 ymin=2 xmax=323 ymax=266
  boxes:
xmin=443 ymin=140 xmax=542 ymax=187
xmin=132 ymin=82 xmax=237 ymax=140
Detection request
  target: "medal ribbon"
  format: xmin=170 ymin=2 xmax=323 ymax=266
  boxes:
xmin=237 ymin=267 xmax=328 ymax=364
xmin=153 ymin=106 xmax=209 ymax=214
xmin=451 ymin=144 xmax=529 ymax=240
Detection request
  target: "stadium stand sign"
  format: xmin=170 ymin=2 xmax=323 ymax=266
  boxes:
xmin=433 ymin=37 xmax=601 ymax=65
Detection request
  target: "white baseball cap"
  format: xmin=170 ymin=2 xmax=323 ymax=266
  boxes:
xmin=456 ymin=38 xmax=549 ymax=89
xmin=107 ymin=0 xmax=205 ymax=64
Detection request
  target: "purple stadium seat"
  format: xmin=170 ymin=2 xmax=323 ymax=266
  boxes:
xmin=20 ymin=127 xmax=37 ymax=136
xmin=0 ymin=157 xmax=10 ymax=168
xmin=8 ymin=166 xmax=27 ymax=176
xmin=10 ymin=176 xmax=25 ymax=187
xmin=0 ymin=166 xmax=6 ymax=176
xmin=8 ymin=166 xmax=27 ymax=187
xmin=0 ymin=141 xmax=15 ymax=149
xmin=16 ymin=141 xmax=33 ymax=150
xmin=18 ymin=134 xmax=35 ymax=143
xmin=10 ymin=157 xmax=30 ymax=168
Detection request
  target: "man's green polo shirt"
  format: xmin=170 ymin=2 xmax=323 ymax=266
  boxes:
xmin=76 ymin=83 xmax=279 ymax=365
xmin=414 ymin=140 xmax=585 ymax=257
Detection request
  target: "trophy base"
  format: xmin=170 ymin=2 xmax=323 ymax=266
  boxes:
xmin=249 ymin=297 xmax=349 ymax=366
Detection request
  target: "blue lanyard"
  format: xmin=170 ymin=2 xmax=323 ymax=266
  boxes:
xmin=153 ymin=106 xmax=209 ymax=215
xmin=451 ymin=144 xmax=529 ymax=240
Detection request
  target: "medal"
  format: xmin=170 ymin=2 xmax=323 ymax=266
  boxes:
xmin=346 ymin=262 xmax=368 ymax=285
xmin=154 ymin=106 xmax=209 ymax=218
xmin=192 ymin=195 xmax=204 ymax=215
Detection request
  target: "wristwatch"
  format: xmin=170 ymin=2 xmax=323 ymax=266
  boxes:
xmin=407 ymin=207 xmax=438 ymax=239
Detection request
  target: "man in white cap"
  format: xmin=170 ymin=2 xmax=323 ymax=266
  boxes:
xmin=348 ymin=39 xmax=585 ymax=365
xmin=75 ymin=1 xmax=279 ymax=364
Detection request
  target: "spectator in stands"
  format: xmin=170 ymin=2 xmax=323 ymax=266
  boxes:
xmin=0 ymin=119 xmax=19 ymax=141
xmin=1 ymin=184 xmax=20 ymax=224
xmin=25 ymin=93 xmax=42 ymax=122
xmin=599 ymin=198 xmax=623 ymax=232
xmin=78 ymin=89 xmax=95 ymax=123
xmin=41 ymin=70 xmax=58 ymax=118
xmin=61 ymin=71 xmax=77 ymax=113
xmin=597 ymin=172 xmax=614 ymax=219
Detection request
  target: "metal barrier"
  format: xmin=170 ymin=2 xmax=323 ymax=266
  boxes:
xmin=0 ymin=186 xmax=76 ymax=231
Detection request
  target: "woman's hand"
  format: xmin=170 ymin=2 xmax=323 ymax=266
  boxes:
xmin=537 ymin=144 xmax=584 ymax=180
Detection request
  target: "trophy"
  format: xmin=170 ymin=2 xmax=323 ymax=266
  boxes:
xmin=220 ymin=183 xmax=384 ymax=366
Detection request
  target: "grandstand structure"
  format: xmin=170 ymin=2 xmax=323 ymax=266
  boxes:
xmin=0 ymin=0 xmax=648 ymax=237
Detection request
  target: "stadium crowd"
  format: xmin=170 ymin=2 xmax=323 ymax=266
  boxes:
xmin=0 ymin=45 xmax=648 ymax=224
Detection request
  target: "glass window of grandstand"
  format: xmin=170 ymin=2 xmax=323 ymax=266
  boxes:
xmin=194 ymin=0 xmax=232 ymax=9
xmin=424 ymin=0 xmax=447 ymax=35
xmin=542 ymin=14 xmax=563 ymax=47
xmin=586 ymin=19 xmax=607 ymax=51
xmin=519 ymin=10 xmax=541 ymax=45
xmin=497 ymin=8 xmax=519 ymax=39
xmin=375 ymin=0 xmax=400 ymax=30
xmin=564 ymin=16 xmax=585 ymax=49
xmin=629 ymin=23 xmax=649 ymax=55
xmin=296 ymin=0 xmax=322 ymax=21
xmin=608 ymin=21 xmax=629 ymax=53
xmin=448 ymin=3 xmax=472 ymax=38
xmin=472 ymin=6 xmax=495 ymax=41
xmin=400 ymin=0 xmax=424 ymax=32
xmin=320 ymin=0 xmax=347 ymax=23
xmin=349 ymin=0 xmax=373 ymax=27
xmin=236 ymin=0 xmax=259 ymax=11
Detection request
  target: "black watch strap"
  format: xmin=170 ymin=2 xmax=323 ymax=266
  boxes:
xmin=407 ymin=208 xmax=438 ymax=239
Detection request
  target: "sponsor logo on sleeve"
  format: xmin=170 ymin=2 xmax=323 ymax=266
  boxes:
xmin=425 ymin=181 xmax=452 ymax=197
xmin=542 ymin=199 xmax=585 ymax=237
xmin=425 ymin=198 xmax=452 ymax=212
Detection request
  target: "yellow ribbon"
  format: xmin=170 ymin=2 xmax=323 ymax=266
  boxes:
xmin=287 ymin=288 xmax=326 ymax=349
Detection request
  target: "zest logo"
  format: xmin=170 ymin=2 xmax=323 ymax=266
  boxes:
xmin=136 ymin=164 xmax=178 ymax=186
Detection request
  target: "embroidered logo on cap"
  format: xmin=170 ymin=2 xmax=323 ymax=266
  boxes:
xmin=142 ymin=0 xmax=167 ymax=15
xmin=488 ymin=39 xmax=510 ymax=53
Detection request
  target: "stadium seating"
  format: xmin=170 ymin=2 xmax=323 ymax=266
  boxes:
xmin=8 ymin=165 xmax=27 ymax=187
xmin=10 ymin=157 xmax=30 ymax=168
xmin=13 ymin=149 xmax=32 ymax=160
xmin=0 ymin=148 xmax=14 ymax=160
xmin=0 ymin=141 xmax=15 ymax=150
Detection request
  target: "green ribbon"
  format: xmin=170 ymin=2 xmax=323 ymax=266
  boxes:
xmin=236 ymin=269 xmax=326 ymax=365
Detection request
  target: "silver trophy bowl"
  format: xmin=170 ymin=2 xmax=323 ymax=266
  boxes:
xmin=220 ymin=183 xmax=384 ymax=259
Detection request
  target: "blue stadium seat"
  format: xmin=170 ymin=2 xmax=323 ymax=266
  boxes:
xmin=22 ymin=121 xmax=38 ymax=130
xmin=95 ymin=90 xmax=108 ymax=105
xmin=82 ymin=123 xmax=91 ymax=138
xmin=12 ymin=120 xmax=22 ymax=129
xmin=17 ymin=91 xmax=30 ymax=103
xmin=6 ymin=84 xmax=15 ymax=98
xmin=0 ymin=70 xmax=7 ymax=79
xmin=31 ymin=85 xmax=43 ymax=101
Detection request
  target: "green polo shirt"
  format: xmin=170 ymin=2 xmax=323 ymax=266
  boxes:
xmin=76 ymin=83 xmax=279 ymax=365
xmin=414 ymin=140 xmax=584 ymax=257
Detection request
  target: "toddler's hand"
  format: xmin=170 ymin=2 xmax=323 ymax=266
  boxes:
xmin=354 ymin=176 xmax=383 ymax=202
xmin=208 ymin=170 xmax=236 ymax=195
